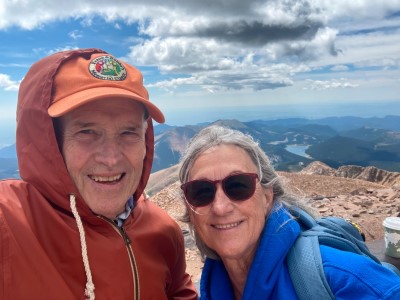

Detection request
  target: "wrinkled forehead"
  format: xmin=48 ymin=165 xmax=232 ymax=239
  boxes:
xmin=52 ymin=98 xmax=148 ymax=144
xmin=55 ymin=98 xmax=147 ymax=119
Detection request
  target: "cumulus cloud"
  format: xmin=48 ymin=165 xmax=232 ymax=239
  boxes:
xmin=148 ymin=71 xmax=293 ymax=92
xmin=0 ymin=0 xmax=399 ymax=93
xmin=0 ymin=74 xmax=20 ymax=91
xmin=304 ymin=78 xmax=359 ymax=90
xmin=147 ymin=62 xmax=307 ymax=92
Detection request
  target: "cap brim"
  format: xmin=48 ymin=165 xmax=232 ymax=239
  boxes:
xmin=48 ymin=86 xmax=165 ymax=123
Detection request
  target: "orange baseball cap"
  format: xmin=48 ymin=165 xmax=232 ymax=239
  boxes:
xmin=48 ymin=51 xmax=165 ymax=123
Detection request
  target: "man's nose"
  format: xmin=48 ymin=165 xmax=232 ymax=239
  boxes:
xmin=94 ymin=137 xmax=122 ymax=167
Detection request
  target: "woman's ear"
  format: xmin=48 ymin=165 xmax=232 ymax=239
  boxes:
xmin=264 ymin=186 xmax=273 ymax=201
xmin=263 ymin=186 xmax=274 ymax=215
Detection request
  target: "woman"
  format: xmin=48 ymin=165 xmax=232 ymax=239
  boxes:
xmin=179 ymin=125 xmax=400 ymax=299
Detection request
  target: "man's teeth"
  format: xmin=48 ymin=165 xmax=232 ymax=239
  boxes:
xmin=91 ymin=174 xmax=122 ymax=182
xmin=214 ymin=222 xmax=241 ymax=229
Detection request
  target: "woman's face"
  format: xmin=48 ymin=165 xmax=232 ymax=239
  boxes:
xmin=188 ymin=144 xmax=274 ymax=263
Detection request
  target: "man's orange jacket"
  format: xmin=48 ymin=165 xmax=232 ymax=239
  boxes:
xmin=0 ymin=49 xmax=197 ymax=300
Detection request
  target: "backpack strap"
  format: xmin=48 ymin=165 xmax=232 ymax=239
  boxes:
xmin=287 ymin=206 xmax=399 ymax=300
xmin=287 ymin=206 xmax=334 ymax=300
xmin=381 ymin=262 xmax=400 ymax=276
xmin=287 ymin=235 xmax=334 ymax=300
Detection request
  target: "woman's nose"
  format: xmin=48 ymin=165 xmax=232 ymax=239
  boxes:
xmin=209 ymin=184 xmax=234 ymax=215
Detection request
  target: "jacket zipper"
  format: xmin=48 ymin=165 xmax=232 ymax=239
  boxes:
xmin=100 ymin=217 xmax=140 ymax=299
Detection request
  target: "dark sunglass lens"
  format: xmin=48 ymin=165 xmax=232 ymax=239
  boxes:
xmin=185 ymin=181 xmax=216 ymax=207
xmin=224 ymin=174 xmax=255 ymax=201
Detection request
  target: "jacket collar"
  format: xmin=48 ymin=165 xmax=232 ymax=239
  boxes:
xmin=200 ymin=203 xmax=301 ymax=299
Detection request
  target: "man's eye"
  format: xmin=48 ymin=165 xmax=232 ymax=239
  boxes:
xmin=75 ymin=130 xmax=98 ymax=140
xmin=122 ymin=129 xmax=144 ymax=137
xmin=122 ymin=131 xmax=135 ymax=135
xmin=79 ymin=129 xmax=95 ymax=135
xmin=121 ymin=130 xmax=143 ymax=141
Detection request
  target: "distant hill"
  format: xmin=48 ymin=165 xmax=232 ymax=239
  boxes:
xmin=0 ymin=144 xmax=17 ymax=158
xmin=253 ymin=115 xmax=400 ymax=132
xmin=340 ymin=127 xmax=400 ymax=144
xmin=151 ymin=119 xmax=317 ymax=173
xmin=153 ymin=125 xmax=202 ymax=172
xmin=313 ymin=115 xmax=400 ymax=131
xmin=301 ymin=161 xmax=400 ymax=186
xmin=1 ymin=115 xmax=399 ymax=179
xmin=0 ymin=144 xmax=19 ymax=179
xmin=291 ymin=124 xmax=337 ymax=139
xmin=151 ymin=115 xmax=400 ymax=173
xmin=147 ymin=165 xmax=179 ymax=197
xmin=0 ymin=158 xmax=19 ymax=179
xmin=306 ymin=136 xmax=400 ymax=171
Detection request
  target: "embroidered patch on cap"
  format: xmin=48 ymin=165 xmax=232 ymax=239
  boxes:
xmin=89 ymin=55 xmax=127 ymax=81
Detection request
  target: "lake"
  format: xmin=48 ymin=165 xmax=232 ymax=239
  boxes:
xmin=285 ymin=145 xmax=312 ymax=158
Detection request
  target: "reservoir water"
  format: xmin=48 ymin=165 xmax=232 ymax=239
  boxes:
xmin=285 ymin=145 xmax=312 ymax=158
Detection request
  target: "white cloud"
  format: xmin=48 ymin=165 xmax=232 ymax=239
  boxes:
xmin=0 ymin=0 xmax=399 ymax=96
xmin=69 ymin=30 xmax=83 ymax=40
xmin=46 ymin=46 xmax=79 ymax=55
xmin=304 ymin=78 xmax=359 ymax=90
xmin=4 ymin=0 xmax=397 ymax=31
xmin=128 ymin=37 xmax=245 ymax=72
xmin=0 ymin=74 xmax=20 ymax=91
xmin=314 ymin=0 xmax=400 ymax=21
xmin=331 ymin=65 xmax=349 ymax=71
xmin=125 ymin=24 xmax=335 ymax=91
xmin=147 ymin=62 xmax=307 ymax=92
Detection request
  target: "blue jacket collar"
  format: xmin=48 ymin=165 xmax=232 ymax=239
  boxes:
xmin=200 ymin=203 xmax=300 ymax=299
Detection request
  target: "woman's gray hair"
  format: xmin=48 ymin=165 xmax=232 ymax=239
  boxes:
xmin=179 ymin=125 xmax=306 ymax=260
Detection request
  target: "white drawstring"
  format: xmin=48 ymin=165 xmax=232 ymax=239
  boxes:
xmin=69 ymin=194 xmax=95 ymax=300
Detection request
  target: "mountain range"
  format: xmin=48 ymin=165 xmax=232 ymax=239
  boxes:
xmin=1 ymin=115 xmax=399 ymax=180
xmin=152 ymin=115 xmax=400 ymax=173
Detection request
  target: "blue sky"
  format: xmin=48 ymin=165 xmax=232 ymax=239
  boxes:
xmin=0 ymin=0 xmax=400 ymax=146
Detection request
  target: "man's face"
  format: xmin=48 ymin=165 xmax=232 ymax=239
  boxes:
xmin=58 ymin=98 xmax=147 ymax=219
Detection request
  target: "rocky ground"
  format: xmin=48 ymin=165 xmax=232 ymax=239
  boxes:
xmin=150 ymin=171 xmax=400 ymax=284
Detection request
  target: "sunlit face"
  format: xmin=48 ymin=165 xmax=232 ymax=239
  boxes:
xmin=188 ymin=144 xmax=274 ymax=264
xmin=58 ymin=98 xmax=147 ymax=219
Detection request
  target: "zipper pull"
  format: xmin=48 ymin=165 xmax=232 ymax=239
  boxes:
xmin=120 ymin=226 xmax=131 ymax=245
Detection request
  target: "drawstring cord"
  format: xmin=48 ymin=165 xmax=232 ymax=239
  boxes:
xmin=69 ymin=194 xmax=95 ymax=300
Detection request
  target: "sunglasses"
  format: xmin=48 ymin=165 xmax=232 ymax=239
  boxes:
xmin=181 ymin=173 xmax=259 ymax=207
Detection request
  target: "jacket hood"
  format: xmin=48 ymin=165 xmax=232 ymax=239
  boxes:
xmin=16 ymin=48 xmax=156 ymax=218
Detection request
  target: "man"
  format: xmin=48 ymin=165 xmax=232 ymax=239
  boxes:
xmin=0 ymin=48 xmax=198 ymax=299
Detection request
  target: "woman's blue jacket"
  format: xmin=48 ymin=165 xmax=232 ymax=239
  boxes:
xmin=199 ymin=204 xmax=400 ymax=299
